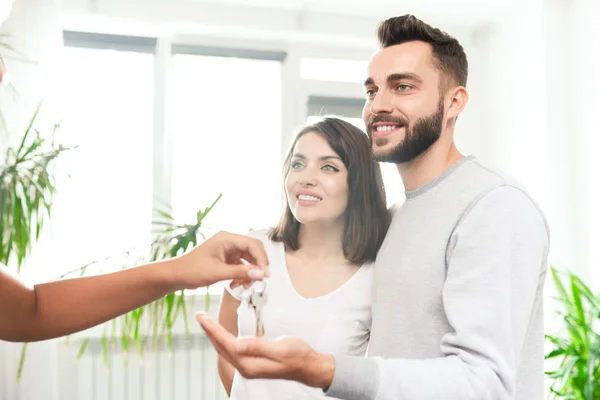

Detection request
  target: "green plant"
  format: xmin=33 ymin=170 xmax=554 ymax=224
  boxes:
xmin=545 ymin=265 xmax=600 ymax=399
xmin=62 ymin=193 xmax=223 ymax=365
xmin=13 ymin=193 xmax=223 ymax=381
xmin=0 ymin=101 xmax=71 ymax=272
xmin=0 ymin=102 xmax=72 ymax=381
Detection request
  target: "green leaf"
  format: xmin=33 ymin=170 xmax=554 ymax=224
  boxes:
xmin=547 ymin=348 xmax=567 ymax=359
xmin=77 ymin=338 xmax=91 ymax=359
xmin=546 ymin=266 xmax=600 ymax=400
xmin=573 ymin=275 xmax=600 ymax=312
xmin=571 ymin=276 xmax=587 ymax=326
xmin=102 ymin=324 xmax=110 ymax=367
xmin=16 ymin=343 xmax=28 ymax=382
xmin=16 ymin=100 xmax=43 ymax=157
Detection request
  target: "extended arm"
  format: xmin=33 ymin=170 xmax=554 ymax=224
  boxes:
xmin=0 ymin=231 xmax=268 ymax=342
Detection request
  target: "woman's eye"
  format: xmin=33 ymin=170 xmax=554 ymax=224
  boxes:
xmin=322 ymin=165 xmax=339 ymax=172
xmin=291 ymin=161 xmax=303 ymax=169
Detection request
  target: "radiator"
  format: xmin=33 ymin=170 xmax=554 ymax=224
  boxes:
xmin=54 ymin=334 xmax=229 ymax=400
xmin=1 ymin=293 xmax=230 ymax=400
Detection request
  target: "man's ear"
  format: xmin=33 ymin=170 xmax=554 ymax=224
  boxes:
xmin=446 ymin=86 xmax=469 ymax=120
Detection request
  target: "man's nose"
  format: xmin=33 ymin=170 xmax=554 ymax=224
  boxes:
xmin=369 ymin=90 xmax=393 ymax=116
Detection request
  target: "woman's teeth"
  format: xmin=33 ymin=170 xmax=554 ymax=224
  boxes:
xmin=298 ymin=194 xmax=322 ymax=202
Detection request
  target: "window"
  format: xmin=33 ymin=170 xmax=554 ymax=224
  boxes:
xmin=170 ymin=53 xmax=283 ymax=234
xmin=33 ymin=45 xmax=155 ymax=280
xmin=300 ymin=58 xmax=368 ymax=83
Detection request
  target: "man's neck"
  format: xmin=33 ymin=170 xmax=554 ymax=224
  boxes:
xmin=397 ymin=138 xmax=464 ymax=192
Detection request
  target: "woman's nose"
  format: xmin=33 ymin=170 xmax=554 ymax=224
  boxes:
xmin=298 ymin=169 xmax=317 ymax=187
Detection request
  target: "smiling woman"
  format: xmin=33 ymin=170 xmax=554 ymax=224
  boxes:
xmin=216 ymin=117 xmax=390 ymax=400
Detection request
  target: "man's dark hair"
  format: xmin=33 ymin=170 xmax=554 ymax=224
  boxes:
xmin=377 ymin=14 xmax=468 ymax=89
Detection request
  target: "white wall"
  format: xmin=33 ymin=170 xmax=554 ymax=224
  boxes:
xmin=570 ymin=0 xmax=600 ymax=289
xmin=465 ymin=0 xmax=599 ymax=289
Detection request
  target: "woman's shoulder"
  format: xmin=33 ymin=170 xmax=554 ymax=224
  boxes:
xmin=245 ymin=228 xmax=284 ymax=255
xmin=246 ymin=227 xmax=272 ymax=240
xmin=246 ymin=227 xmax=277 ymax=245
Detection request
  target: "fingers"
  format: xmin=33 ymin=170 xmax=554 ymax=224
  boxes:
xmin=198 ymin=314 xmax=284 ymax=361
xmin=237 ymin=336 xmax=290 ymax=360
xmin=229 ymin=279 xmax=257 ymax=290
xmin=196 ymin=313 xmax=238 ymax=364
xmin=196 ymin=313 xmax=287 ymax=379
xmin=197 ymin=313 xmax=237 ymax=346
xmin=217 ymin=232 xmax=270 ymax=275
xmin=213 ymin=263 xmax=265 ymax=284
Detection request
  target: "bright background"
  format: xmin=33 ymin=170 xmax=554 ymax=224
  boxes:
xmin=0 ymin=0 xmax=599 ymax=398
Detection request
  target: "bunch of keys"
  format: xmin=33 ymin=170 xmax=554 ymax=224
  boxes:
xmin=247 ymin=280 xmax=268 ymax=337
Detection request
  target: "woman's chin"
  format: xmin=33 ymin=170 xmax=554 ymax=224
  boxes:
xmin=294 ymin=214 xmax=341 ymax=227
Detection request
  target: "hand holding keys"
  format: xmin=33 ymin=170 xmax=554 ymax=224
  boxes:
xmin=248 ymin=280 xmax=268 ymax=337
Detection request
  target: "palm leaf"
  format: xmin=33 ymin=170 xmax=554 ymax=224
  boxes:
xmin=546 ymin=266 xmax=600 ymax=399
xmin=62 ymin=193 xmax=224 ymax=364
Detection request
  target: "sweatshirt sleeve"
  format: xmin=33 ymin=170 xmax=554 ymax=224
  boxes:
xmin=325 ymin=185 xmax=549 ymax=400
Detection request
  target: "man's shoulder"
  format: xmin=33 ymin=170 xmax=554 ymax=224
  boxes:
xmin=451 ymin=157 xmax=543 ymax=212
xmin=458 ymin=157 xmax=525 ymax=190
xmin=458 ymin=158 xmax=549 ymax=241
xmin=462 ymin=158 xmax=540 ymax=208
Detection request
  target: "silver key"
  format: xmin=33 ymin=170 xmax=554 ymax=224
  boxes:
xmin=249 ymin=284 xmax=268 ymax=337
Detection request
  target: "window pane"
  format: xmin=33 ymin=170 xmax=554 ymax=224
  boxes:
xmin=306 ymin=115 xmax=404 ymax=207
xmin=300 ymin=58 xmax=368 ymax=83
xmin=170 ymin=54 xmax=283 ymax=234
xmin=33 ymin=46 xmax=155 ymax=280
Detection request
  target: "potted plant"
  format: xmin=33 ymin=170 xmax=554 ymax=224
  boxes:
xmin=0 ymin=101 xmax=71 ymax=271
xmin=62 ymin=193 xmax=223 ymax=367
xmin=2 ymin=99 xmax=222 ymax=381
xmin=545 ymin=266 xmax=600 ymax=399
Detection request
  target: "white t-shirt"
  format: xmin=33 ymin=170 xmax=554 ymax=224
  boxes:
xmin=225 ymin=229 xmax=373 ymax=400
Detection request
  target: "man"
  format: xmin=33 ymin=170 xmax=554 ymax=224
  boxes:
xmin=0 ymin=231 xmax=268 ymax=342
xmin=197 ymin=14 xmax=550 ymax=400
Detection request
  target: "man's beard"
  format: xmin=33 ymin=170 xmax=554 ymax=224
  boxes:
xmin=367 ymin=99 xmax=444 ymax=164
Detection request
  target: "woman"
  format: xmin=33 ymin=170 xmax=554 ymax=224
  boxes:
xmin=218 ymin=117 xmax=390 ymax=399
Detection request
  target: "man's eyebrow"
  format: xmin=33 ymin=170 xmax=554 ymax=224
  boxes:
xmin=387 ymin=73 xmax=423 ymax=84
xmin=364 ymin=73 xmax=424 ymax=86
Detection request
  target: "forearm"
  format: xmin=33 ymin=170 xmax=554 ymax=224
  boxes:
xmin=218 ymin=355 xmax=236 ymax=396
xmin=12 ymin=259 xmax=178 ymax=342
xmin=326 ymin=355 xmax=503 ymax=400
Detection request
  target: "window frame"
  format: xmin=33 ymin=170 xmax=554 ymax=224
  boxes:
xmin=57 ymin=31 xmax=387 ymax=292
